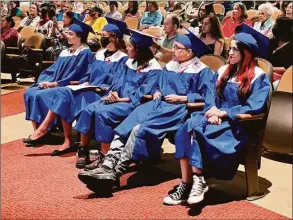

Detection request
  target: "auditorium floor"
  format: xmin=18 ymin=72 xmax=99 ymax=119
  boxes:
xmin=1 ymin=76 xmax=292 ymax=218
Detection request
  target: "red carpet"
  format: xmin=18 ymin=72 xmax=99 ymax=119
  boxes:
xmin=1 ymin=140 xmax=289 ymax=219
xmin=1 ymin=89 xmax=25 ymax=118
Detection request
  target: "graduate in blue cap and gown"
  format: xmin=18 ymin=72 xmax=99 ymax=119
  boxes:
xmin=77 ymin=28 xmax=217 ymax=187
xmin=23 ymin=19 xmax=95 ymax=134
xmin=73 ymin=29 xmax=161 ymax=169
xmin=23 ymin=19 xmax=129 ymax=156
xmin=161 ymin=33 xmax=271 ymax=206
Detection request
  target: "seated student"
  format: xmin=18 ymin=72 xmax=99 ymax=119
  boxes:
xmin=77 ymin=29 xmax=216 ymax=187
xmin=23 ymin=22 xmax=128 ymax=156
xmin=163 ymin=33 xmax=271 ymax=205
xmin=23 ymin=20 xmax=95 ymax=134
xmin=73 ymin=30 xmax=162 ymax=169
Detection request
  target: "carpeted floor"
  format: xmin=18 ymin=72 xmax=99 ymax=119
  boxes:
xmin=1 ymin=89 xmax=25 ymax=118
xmin=1 ymin=140 xmax=289 ymax=219
xmin=1 ymin=87 xmax=289 ymax=219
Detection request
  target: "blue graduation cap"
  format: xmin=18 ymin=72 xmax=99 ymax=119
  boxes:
xmin=69 ymin=18 xmax=95 ymax=39
xmin=234 ymin=33 xmax=258 ymax=56
xmin=129 ymin=29 xmax=156 ymax=47
xmin=235 ymin=23 xmax=269 ymax=59
xmin=105 ymin=17 xmax=131 ymax=36
xmin=175 ymin=26 xmax=212 ymax=58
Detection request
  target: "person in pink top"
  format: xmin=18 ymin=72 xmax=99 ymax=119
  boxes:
xmin=123 ymin=1 xmax=141 ymax=21
xmin=222 ymin=2 xmax=252 ymax=38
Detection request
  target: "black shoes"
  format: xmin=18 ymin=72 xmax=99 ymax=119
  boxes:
xmin=50 ymin=146 xmax=77 ymax=156
xmin=23 ymin=132 xmax=51 ymax=147
xmin=75 ymin=146 xmax=90 ymax=169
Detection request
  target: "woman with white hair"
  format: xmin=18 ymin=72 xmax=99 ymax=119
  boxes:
xmin=253 ymin=3 xmax=275 ymax=38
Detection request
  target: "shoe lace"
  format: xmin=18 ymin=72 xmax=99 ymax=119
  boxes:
xmin=169 ymin=183 xmax=187 ymax=200
xmin=189 ymin=176 xmax=204 ymax=197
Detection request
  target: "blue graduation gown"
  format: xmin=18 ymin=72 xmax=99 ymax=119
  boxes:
xmin=74 ymin=58 xmax=162 ymax=143
xmin=24 ymin=46 xmax=93 ymax=124
xmin=37 ymin=49 xmax=128 ymax=124
xmin=175 ymin=65 xmax=271 ymax=180
xmin=114 ymin=58 xmax=216 ymax=160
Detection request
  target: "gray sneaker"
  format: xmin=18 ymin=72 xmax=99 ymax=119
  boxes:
xmin=84 ymin=151 xmax=105 ymax=171
xmin=187 ymin=175 xmax=209 ymax=205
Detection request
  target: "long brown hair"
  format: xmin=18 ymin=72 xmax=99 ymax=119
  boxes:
xmin=216 ymin=41 xmax=257 ymax=102
xmin=109 ymin=32 xmax=127 ymax=53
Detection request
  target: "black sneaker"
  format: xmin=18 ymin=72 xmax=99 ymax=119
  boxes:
xmin=84 ymin=151 xmax=105 ymax=171
xmin=163 ymin=182 xmax=192 ymax=205
xmin=75 ymin=146 xmax=90 ymax=169
xmin=187 ymin=175 xmax=209 ymax=205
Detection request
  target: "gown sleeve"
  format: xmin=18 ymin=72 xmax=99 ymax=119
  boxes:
xmin=129 ymin=69 xmax=161 ymax=107
xmin=78 ymin=55 xmax=96 ymax=84
xmin=187 ymin=68 xmax=217 ymax=109
xmin=56 ymin=50 xmax=93 ymax=86
xmin=36 ymin=58 xmax=60 ymax=83
xmin=221 ymin=74 xmax=271 ymax=121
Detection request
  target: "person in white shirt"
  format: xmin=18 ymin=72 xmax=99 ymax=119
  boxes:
xmin=18 ymin=3 xmax=41 ymax=32
xmin=105 ymin=1 xmax=122 ymax=21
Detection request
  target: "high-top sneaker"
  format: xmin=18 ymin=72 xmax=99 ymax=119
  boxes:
xmin=75 ymin=146 xmax=90 ymax=169
xmin=163 ymin=182 xmax=192 ymax=205
xmin=84 ymin=151 xmax=106 ymax=171
xmin=187 ymin=175 xmax=209 ymax=205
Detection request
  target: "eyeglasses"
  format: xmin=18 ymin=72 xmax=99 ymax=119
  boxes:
xmin=174 ymin=45 xmax=187 ymax=51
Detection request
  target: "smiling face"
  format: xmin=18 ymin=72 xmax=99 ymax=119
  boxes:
xmin=228 ymin=40 xmax=242 ymax=65
xmin=29 ymin=4 xmax=38 ymax=16
xmin=67 ymin=30 xmax=81 ymax=46
xmin=173 ymin=41 xmax=191 ymax=62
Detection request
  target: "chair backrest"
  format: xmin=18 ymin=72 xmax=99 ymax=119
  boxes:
xmin=24 ymin=33 xmax=43 ymax=49
xmin=99 ymin=1 xmax=108 ymax=8
xmin=181 ymin=22 xmax=191 ymax=28
xmin=17 ymin=33 xmax=22 ymax=47
xmin=19 ymin=26 xmax=36 ymax=39
xmin=158 ymin=52 xmax=173 ymax=64
xmin=1 ymin=40 xmax=5 ymax=61
xmin=199 ymin=54 xmax=227 ymax=72
xmin=159 ymin=2 xmax=167 ymax=8
xmin=256 ymin=58 xmax=273 ymax=83
xmin=142 ymin=28 xmax=163 ymax=38
xmin=213 ymin=3 xmax=225 ymax=15
xmin=124 ymin=17 xmax=139 ymax=29
xmin=14 ymin=20 xmax=21 ymax=29
xmin=247 ymin=9 xmax=259 ymax=21
xmin=172 ymin=9 xmax=182 ymax=16
xmin=20 ymin=5 xmax=29 ymax=13
xmin=276 ymin=66 xmax=293 ymax=93
xmin=177 ymin=28 xmax=188 ymax=35
xmin=12 ymin=16 xmax=21 ymax=22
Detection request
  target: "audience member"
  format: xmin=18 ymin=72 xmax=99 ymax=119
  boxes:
xmin=286 ymin=2 xmax=292 ymax=18
xmin=18 ymin=3 xmax=41 ymax=32
xmin=1 ymin=16 xmax=18 ymax=47
xmin=1 ymin=2 xmax=9 ymax=17
xmin=105 ymin=1 xmax=123 ymax=20
xmin=56 ymin=2 xmax=78 ymax=21
xmin=222 ymin=2 xmax=252 ymax=38
xmin=123 ymin=1 xmax=141 ymax=20
xmin=8 ymin=1 xmax=22 ymax=17
xmin=140 ymin=1 xmax=163 ymax=30
xmin=200 ymin=15 xmax=226 ymax=57
xmin=35 ymin=6 xmax=55 ymax=38
xmin=253 ymin=3 xmax=275 ymax=38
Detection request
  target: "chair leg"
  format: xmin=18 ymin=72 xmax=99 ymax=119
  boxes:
xmin=11 ymin=71 xmax=17 ymax=83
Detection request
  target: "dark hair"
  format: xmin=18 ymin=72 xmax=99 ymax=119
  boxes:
xmin=148 ymin=1 xmax=159 ymax=10
xmin=124 ymin=1 xmax=138 ymax=16
xmin=272 ymin=16 xmax=293 ymax=43
xmin=200 ymin=15 xmax=224 ymax=41
xmin=233 ymin=2 xmax=248 ymax=21
xmin=130 ymin=39 xmax=154 ymax=69
xmin=65 ymin=11 xmax=75 ymax=24
xmin=76 ymin=32 xmax=88 ymax=44
xmin=167 ymin=14 xmax=180 ymax=29
xmin=216 ymin=41 xmax=256 ymax=102
xmin=40 ymin=6 xmax=55 ymax=20
xmin=281 ymin=1 xmax=291 ymax=14
xmin=109 ymin=32 xmax=127 ymax=52
xmin=30 ymin=3 xmax=40 ymax=13
xmin=109 ymin=1 xmax=118 ymax=8
xmin=4 ymin=16 xmax=15 ymax=28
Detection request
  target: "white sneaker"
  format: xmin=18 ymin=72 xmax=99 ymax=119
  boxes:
xmin=163 ymin=182 xmax=192 ymax=205
xmin=187 ymin=175 xmax=209 ymax=205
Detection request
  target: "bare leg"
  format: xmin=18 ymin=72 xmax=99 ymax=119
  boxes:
xmin=80 ymin=133 xmax=90 ymax=147
xmin=57 ymin=119 xmax=72 ymax=151
xmin=31 ymin=121 xmax=39 ymax=131
xmin=30 ymin=111 xmax=57 ymax=140
xmin=101 ymin=142 xmax=110 ymax=154
xmin=180 ymin=158 xmax=193 ymax=184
